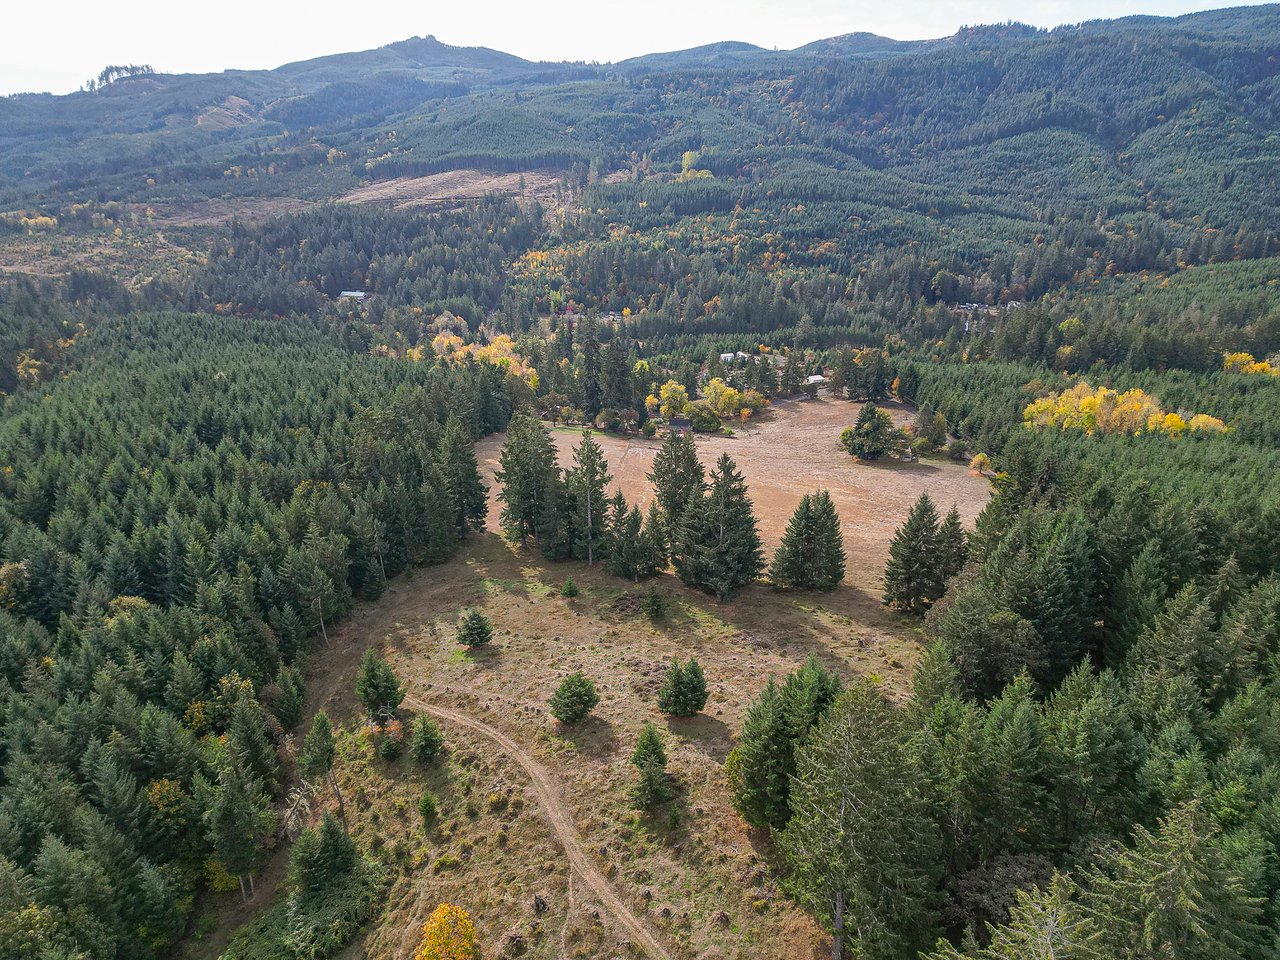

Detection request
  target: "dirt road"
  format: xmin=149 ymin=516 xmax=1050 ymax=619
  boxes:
xmin=402 ymin=693 xmax=674 ymax=960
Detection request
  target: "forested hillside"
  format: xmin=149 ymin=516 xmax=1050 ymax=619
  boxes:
xmin=1 ymin=7 xmax=1280 ymax=960
xmin=0 ymin=309 xmax=515 ymax=958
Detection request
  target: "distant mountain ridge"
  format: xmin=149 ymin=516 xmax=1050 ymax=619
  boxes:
xmin=1 ymin=2 xmax=1278 ymax=238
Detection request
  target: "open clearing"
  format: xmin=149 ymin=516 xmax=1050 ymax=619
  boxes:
xmin=342 ymin=170 xmax=568 ymax=209
xmin=200 ymin=398 xmax=991 ymax=960
xmin=476 ymin=396 xmax=992 ymax=585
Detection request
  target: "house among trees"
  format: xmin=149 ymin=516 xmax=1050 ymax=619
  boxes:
xmin=806 ymin=374 xmax=827 ymax=386
xmin=667 ymin=415 xmax=692 ymax=436
xmin=339 ymin=290 xmax=368 ymax=302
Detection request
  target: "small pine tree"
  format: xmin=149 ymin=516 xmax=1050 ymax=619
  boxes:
xmin=561 ymin=577 xmax=579 ymax=598
xmin=641 ymin=587 xmax=667 ymax=620
xmin=883 ymin=493 xmax=943 ymax=614
xmin=632 ymin=720 xmax=667 ymax=768
xmin=456 ymin=609 xmax=492 ymax=647
xmin=630 ymin=722 xmax=672 ymax=810
xmin=408 ymin=716 xmax=445 ymax=765
xmin=290 ymin=811 xmax=357 ymax=897
xmin=657 ymin=658 xmax=709 ymax=716
xmin=771 ymin=491 xmax=845 ymax=590
xmin=419 ymin=790 xmax=438 ymax=826
xmin=549 ymin=672 xmax=599 ymax=724
xmin=355 ymin=648 xmax=404 ymax=723
xmin=299 ymin=710 xmax=347 ymax=831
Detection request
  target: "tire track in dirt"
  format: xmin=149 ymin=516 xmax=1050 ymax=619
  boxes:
xmin=402 ymin=693 xmax=673 ymax=960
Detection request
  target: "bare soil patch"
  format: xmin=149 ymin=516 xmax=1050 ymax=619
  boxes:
xmin=342 ymin=170 xmax=566 ymax=209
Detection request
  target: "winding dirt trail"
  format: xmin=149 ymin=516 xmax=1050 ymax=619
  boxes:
xmin=402 ymin=693 xmax=674 ymax=960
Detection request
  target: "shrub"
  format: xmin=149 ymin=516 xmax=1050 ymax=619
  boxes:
xmin=419 ymin=790 xmax=438 ymax=826
xmin=641 ymin=588 xmax=667 ymax=620
xmin=549 ymin=672 xmax=599 ymax=724
xmin=374 ymin=722 xmax=405 ymax=760
xmin=456 ymin=609 xmax=492 ymax=647
xmin=413 ymin=903 xmax=479 ymax=960
xmin=408 ymin=716 xmax=445 ymax=765
xmin=657 ymin=658 xmax=708 ymax=716
xmin=561 ymin=577 xmax=579 ymax=598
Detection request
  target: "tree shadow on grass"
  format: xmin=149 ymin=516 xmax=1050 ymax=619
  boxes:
xmin=450 ymin=642 xmax=504 ymax=671
xmin=664 ymin=713 xmax=733 ymax=763
xmin=554 ymin=713 xmax=619 ymax=760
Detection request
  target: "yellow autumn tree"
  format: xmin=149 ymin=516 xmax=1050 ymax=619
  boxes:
xmin=1187 ymin=413 xmax=1229 ymax=433
xmin=655 ymin=380 xmax=689 ymax=420
xmin=703 ymin=378 xmax=744 ymax=418
xmin=414 ymin=903 xmax=479 ymax=960
xmin=1023 ymin=382 xmax=1228 ymax=437
xmin=432 ymin=331 xmax=464 ymax=357
xmin=1223 ymin=351 xmax=1277 ymax=376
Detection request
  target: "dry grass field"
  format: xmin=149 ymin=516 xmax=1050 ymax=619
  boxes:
xmin=476 ymin=397 xmax=992 ymax=584
xmin=196 ymin=398 xmax=991 ymax=960
xmin=341 ymin=169 xmax=568 ymax=209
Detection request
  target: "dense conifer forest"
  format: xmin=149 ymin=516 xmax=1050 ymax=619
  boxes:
xmin=1 ymin=6 xmax=1280 ymax=959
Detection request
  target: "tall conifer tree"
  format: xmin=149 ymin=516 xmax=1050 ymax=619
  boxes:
xmin=884 ymin=493 xmax=943 ymax=614
xmin=648 ymin=432 xmax=705 ymax=552
xmin=673 ymin=453 xmax=763 ymax=600
xmin=565 ymin=430 xmax=612 ymax=566
xmin=495 ymin=413 xmax=559 ymax=546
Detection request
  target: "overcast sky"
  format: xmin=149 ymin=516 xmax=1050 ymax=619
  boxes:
xmin=2 ymin=0 xmax=1268 ymax=96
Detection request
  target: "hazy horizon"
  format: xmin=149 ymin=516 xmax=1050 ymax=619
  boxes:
xmin=3 ymin=0 xmax=1273 ymax=96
